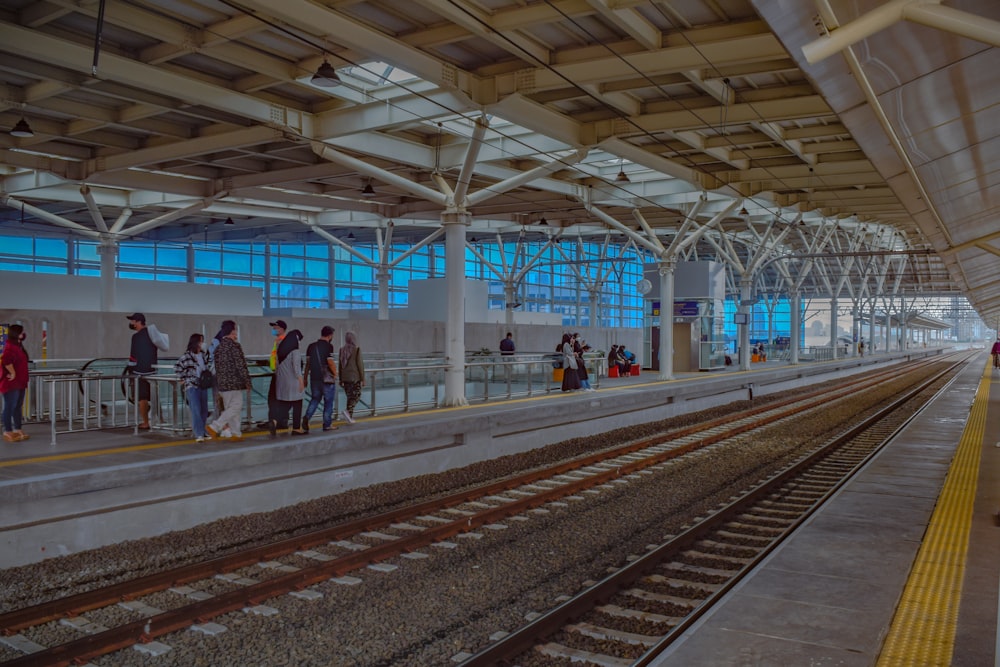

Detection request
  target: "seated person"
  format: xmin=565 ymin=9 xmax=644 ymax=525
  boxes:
xmin=607 ymin=345 xmax=624 ymax=376
xmin=621 ymin=347 xmax=636 ymax=371
xmin=618 ymin=345 xmax=635 ymax=375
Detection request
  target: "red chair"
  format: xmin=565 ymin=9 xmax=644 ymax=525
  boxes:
xmin=630 ymin=366 xmax=640 ymax=376
xmin=608 ymin=366 xmax=619 ymax=378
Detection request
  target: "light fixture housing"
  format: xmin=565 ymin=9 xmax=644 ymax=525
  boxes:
xmin=361 ymin=182 xmax=376 ymax=197
xmin=346 ymin=231 xmax=355 ymax=240
xmin=224 ymin=217 xmax=235 ymax=225
xmin=615 ymin=168 xmax=630 ymax=183
xmin=538 ymin=216 xmax=548 ymax=226
xmin=311 ymin=61 xmax=342 ymax=87
xmin=739 ymin=206 xmax=749 ymax=217
xmin=10 ymin=117 xmax=33 ymax=138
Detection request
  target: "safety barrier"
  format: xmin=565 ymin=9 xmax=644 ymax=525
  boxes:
xmin=21 ymin=354 xmax=611 ymax=442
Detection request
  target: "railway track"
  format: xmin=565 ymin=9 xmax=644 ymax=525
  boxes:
xmin=458 ymin=356 xmax=964 ymax=666
xmin=0 ymin=356 xmax=960 ymax=667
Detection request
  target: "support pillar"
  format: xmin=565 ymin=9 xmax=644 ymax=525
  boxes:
xmin=830 ymin=297 xmax=839 ymax=359
xmin=97 ymin=238 xmax=118 ymax=312
xmin=739 ymin=279 xmax=753 ymax=371
xmin=657 ymin=259 xmax=675 ymax=380
xmin=377 ymin=266 xmax=390 ymax=320
xmin=186 ymin=243 xmax=195 ymax=283
xmin=851 ymin=307 xmax=860 ymax=357
xmin=504 ymin=284 xmax=517 ymax=328
xmin=868 ymin=309 xmax=875 ymax=355
xmin=790 ymin=291 xmax=801 ymax=364
xmin=442 ymin=212 xmax=470 ymax=406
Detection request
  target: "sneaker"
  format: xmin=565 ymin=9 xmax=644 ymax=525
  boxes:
xmin=206 ymin=425 xmax=219 ymax=438
xmin=196 ymin=436 xmax=206 ymax=443
xmin=221 ymin=428 xmax=233 ymax=438
xmin=323 ymin=426 xmax=338 ymax=432
xmin=341 ymin=410 xmax=355 ymax=424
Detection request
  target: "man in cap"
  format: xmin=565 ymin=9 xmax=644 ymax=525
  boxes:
xmin=126 ymin=313 xmax=156 ymax=429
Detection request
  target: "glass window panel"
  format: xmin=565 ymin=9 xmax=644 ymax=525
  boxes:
xmin=35 ymin=238 xmax=66 ymax=258
xmin=33 ymin=264 xmax=65 ymax=274
xmin=119 ymin=245 xmax=153 ymax=265
xmin=353 ymin=264 xmax=373 ymax=283
xmin=194 ymin=249 xmax=221 ymax=271
xmin=304 ymin=259 xmax=327 ymax=278
xmin=76 ymin=241 xmax=99 ymax=262
xmin=156 ymin=246 xmax=186 ymax=269
xmin=156 ymin=273 xmax=186 ymax=282
xmin=305 ymin=244 xmax=327 ymax=259
xmin=223 ymin=252 xmax=251 ymax=275
xmin=0 ymin=235 xmax=32 ymax=255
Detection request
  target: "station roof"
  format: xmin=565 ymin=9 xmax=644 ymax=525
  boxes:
xmin=0 ymin=1 xmax=996 ymax=317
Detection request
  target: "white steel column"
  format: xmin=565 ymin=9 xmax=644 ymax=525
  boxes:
xmin=830 ymin=296 xmax=839 ymax=359
xmin=739 ymin=279 xmax=753 ymax=371
xmin=377 ymin=267 xmax=390 ymax=320
xmin=505 ymin=285 xmax=517 ymax=328
xmin=97 ymin=239 xmax=118 ymax=312
xmin=790 ymin=291 xmax=801 ymax=364
xmin=851 ymin=307 xmax=860 ymax=356
xmin=868 ymin=309 xmax=876 ymax=355
xmin=443 ymin=211 xmax=470 ymax=406
xmin=658 ymin=259 xmax=675 ymax=380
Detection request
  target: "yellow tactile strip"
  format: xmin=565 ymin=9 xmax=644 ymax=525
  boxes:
xmin=876 ymin=361 xmax=990 ymax=666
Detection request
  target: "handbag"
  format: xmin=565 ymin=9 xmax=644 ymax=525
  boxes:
xmin=196 ymin=369 xmax=215 ymax=389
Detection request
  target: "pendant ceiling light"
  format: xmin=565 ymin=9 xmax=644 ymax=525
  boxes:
xmin=311 ymin=61 xmax=342 ymax=87
xmin=615 ymin=158 xmax=629 ymax=182
xmin=10 ymin=117 xmax=34 ymax=138
xmin=361 ymin=181 xmax=376 ymax=197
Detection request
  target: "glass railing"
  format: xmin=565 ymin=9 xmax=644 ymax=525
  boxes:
xmin=22 ymin=353 xmax=610 ymax=442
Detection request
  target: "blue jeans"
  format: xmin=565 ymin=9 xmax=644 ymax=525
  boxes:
xmin=303 ymin=381 xmax=336 ymax=429
xmin=2 ymin=388 xmax=25 ymax=432
xmin=186 ymin=386 xmax=209 ymax=438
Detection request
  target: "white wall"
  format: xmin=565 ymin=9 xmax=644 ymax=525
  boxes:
xmin=0 ymin=271 xmax=262 ymax=316
xmin=406 ymin=278 xmax=489 ymax=322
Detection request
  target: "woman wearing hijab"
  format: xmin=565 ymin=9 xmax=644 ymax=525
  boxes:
xmin=1 ymin=324 xmax=30 ymax=442
xmin=560 ymin=332 xmax=580 ymax=392
xmin=269 ymin=329 xmax=305 ymax=437
xmin=338 ymin=331 xmax=365 ymax=424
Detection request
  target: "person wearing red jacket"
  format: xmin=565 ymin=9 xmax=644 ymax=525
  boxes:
xmin=991 ymin=338 xmax=1000 ymax=369
xmin=1 ymin=324 xmax=30 ymax=442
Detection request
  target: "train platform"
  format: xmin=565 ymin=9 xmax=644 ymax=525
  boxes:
xmin=0 ymin=351 xmax=920 ymax=569
xmin=652 ymin=352 xmax=999 ymax=666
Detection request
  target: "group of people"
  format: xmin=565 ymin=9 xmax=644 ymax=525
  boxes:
xmin=558 ymin=332 xmax=595 ymax=392
xmin=607 ymin=344 xmax=634 ymax=376
xmin=168 ymin=317 xmax=366 ymax=442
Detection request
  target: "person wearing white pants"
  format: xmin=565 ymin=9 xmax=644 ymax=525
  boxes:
xmin=206 ymin=320 xmax=251 ymax=442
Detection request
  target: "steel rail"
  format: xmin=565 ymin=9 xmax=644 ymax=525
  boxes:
xmin=0 ymin=357 xmax=916 ymax=634
xmin=458 ymin=355 xmax=966 ymax=666
xmin=0 ymin=357 xmax=952 ymax=666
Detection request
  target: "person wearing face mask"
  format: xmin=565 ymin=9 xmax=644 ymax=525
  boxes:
xmin=1 ymin=324 xmax=30 ymax=442
xmin=269 ymin=328 xmax=306 ymax=437
xmin=126 ymin=313 xmax=158 ymax=429
xmin=174 ymin=333 xmax=212 ymax=442
xmin=264 ymin=320 xmax=288 ymax=430
xmin=207 ymin=320 xmax=251 ymax=442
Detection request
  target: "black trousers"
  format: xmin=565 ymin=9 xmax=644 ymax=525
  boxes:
xmin=267 ymin=377 xmax=288 ymax=427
